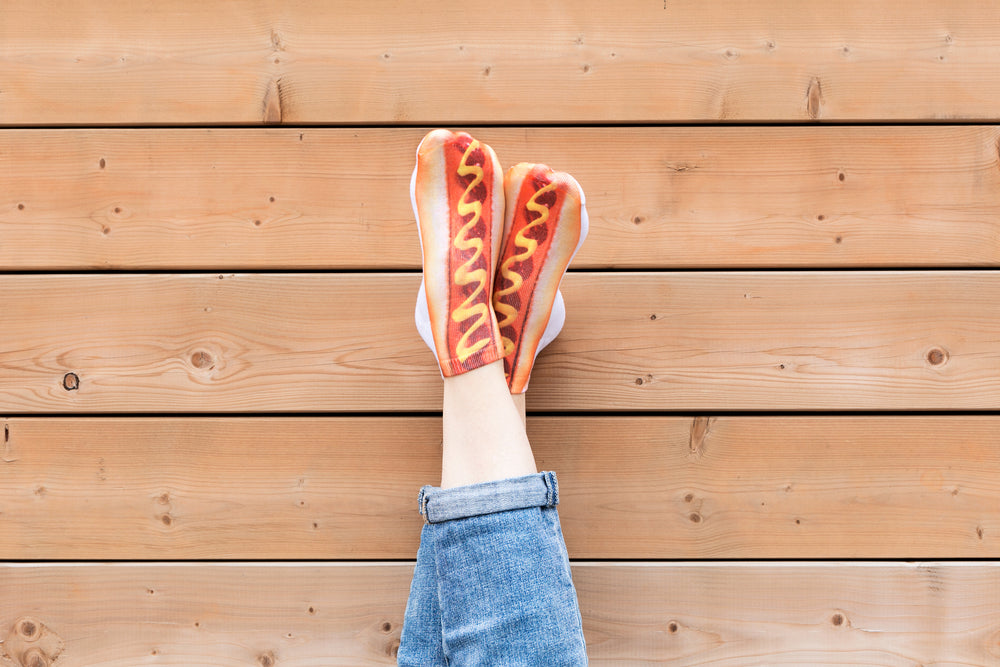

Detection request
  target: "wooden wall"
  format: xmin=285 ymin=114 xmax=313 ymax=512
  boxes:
xmin=2 ymin=1 xmax=999 ymax=664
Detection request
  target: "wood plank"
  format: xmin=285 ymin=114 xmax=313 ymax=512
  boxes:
xmin=2 ymin=417 xmax=998 ymax=560
xmin=0 ymin=563 xmax=411 ymax=666
xmin=1 ymin=563 xmax=999 ymax=665
xmin=576 ymin=563 xmax=1000 ymax=666
xmin=4 ymin=126 xmax=1000 ymax=270
xmin=3 ymin=1 xmax=1000 ymax=124
xmin=2 ymin=272 xmax=999 ymax=412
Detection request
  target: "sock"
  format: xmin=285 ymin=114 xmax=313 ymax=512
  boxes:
xmin=411 ymin=129 xmax=506 ymax=377
xmin=493 ymin=163 xmax=588 ymax=393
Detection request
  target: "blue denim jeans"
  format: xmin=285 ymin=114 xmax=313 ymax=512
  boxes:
xmin=397 ymin=471 xmax=588 ymax=666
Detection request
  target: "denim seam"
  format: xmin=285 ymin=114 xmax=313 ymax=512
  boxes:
xmin=419 ymin=485 xmax=432 ymax=525
xmin=543 ymin=470 xmax=559 ymax=506
xmin=429 ymin=524 xmax=450 ymax=665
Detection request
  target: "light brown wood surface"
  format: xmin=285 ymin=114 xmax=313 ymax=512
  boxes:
xmin=3 ymin=272 xmax=998 ymax=412
xmin=5 ymin=1 xmax=999 ymax=662
xmin=3 ymin=1 xmax=1000 ymax=124
xmin=1 ymin=417 xmax=997 ymax=560
xmin=2 ymin=563 xmax=999 ymax=666
xmin=3 ymin=126 xmax=1000 ymax=270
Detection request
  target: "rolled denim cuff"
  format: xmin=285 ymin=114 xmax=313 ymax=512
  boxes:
xmin=418 ymin=471 xmax=559 ymax=524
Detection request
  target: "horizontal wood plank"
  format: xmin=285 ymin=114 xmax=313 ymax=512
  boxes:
xmin=3 ymin=1 xmax=1000 ymax=124
xmin=1 ymin=563 xmax=999 ymax=665
xmin=2 ymin=272 xmax=998 ymax=412
xmin=1 ymin=417 xmax=998 ymax=560
xmin=3 ymin=127 xmax=1000 ymax=270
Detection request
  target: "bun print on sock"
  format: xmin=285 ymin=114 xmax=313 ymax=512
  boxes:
xmin=493 ymin=163 xmax=588 ymax=394
xmin=412 ymin=130 xmax=506 ymax=377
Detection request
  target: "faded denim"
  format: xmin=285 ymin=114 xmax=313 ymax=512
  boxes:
xmin=398 ymin=471 xmax=588 ymax=666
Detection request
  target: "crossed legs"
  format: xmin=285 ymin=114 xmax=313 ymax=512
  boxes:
xmin=398 ymin=130 xmax=588 ymax=665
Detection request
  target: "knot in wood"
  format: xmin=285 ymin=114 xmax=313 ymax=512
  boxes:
xmin=257 ymin=651 xmax=275 ymax=667
xmin=926 ymin=347 xmax=949 ymax=366
xmin=5 ymin=616 xmax=63 ymax=666
xmin=191 ymin=351 xmax=214 ymax=369
xmin=689 ymin=417 xmax=714 ymax=457
xmin=806 ymin=77 xmax=823 ymax=119
xmin=62 ymin=372 xmax=80 ymax=391
xmin=263 ymin=78 xmax=283 ymax=124
xmin=15 ymin=617 xmax=41 ymax=642
xmin=23 ymin=648 xmax=48 ymax=667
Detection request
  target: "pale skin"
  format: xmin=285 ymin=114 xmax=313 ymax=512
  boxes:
xmin=440 ymin=360 xmax=535 ymax=489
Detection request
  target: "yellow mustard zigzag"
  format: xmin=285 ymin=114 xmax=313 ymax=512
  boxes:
xmin=450 ymin=140 xmax=493 ymax=363
xmin=494 ymin=181 xmax=558 ymax=357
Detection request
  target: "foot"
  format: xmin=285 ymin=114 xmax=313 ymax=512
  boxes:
xmin=412 ymin=130 xmax=506 ymax=377
xmin=493 ymin=163 xmax=588 ymax=394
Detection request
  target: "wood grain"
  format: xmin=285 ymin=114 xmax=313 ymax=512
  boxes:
xmin=576 ymin=563 xmax=1000 ymax=666
xmin=3 ymin=126 xmax=1000 ymax=270
xmin=1 ymin=563 xmax=999 ymax=665
xmin=2 ymin=272 xmax=998 ymax=412
xmin=1 ymin=417 xmax=998 ymax=560
xmin=6 ymin=2 xmax=998 ymax=665
xmin=3 ymin=1 xmax=1000 ymax=124
xmin=0 ymin=563 xmax=410 ymax=666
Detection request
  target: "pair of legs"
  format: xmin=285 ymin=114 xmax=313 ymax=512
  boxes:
xmin=397 ymin=363 xmax=587 ymax=665
xmin=398 ymin=130 xmax=588 ymax=664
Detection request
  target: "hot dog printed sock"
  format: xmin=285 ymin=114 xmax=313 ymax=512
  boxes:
xmin=493 ymin=163 xmax=588 ymax=394
xmin=411 ymin=129 xmax=505 ymax=377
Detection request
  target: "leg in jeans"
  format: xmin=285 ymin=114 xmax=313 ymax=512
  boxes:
xmin=398 ymin=362 xmax=587 ymax=665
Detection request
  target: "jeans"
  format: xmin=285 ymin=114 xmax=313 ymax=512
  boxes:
xmin=397 ymin=471 xmax=589 ymax=666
